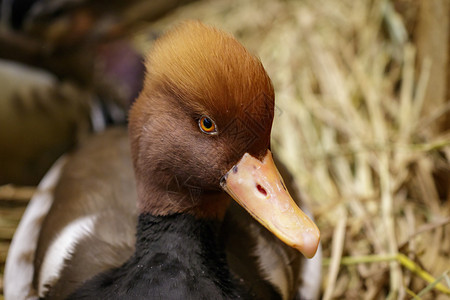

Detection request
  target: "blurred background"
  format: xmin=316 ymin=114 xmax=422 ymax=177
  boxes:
xmin=0 ymin=0 xmax=449 ymax=298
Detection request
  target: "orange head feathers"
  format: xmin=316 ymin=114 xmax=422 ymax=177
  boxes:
xmin=143 ymin=21 xmax=274 ymax=126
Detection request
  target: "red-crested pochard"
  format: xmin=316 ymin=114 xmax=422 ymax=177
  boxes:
xmin=5 ymin=21 xmax=321 ymax=300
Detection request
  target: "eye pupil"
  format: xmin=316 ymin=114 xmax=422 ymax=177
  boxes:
xmin=202 ymin=118 xmax=212 ymax=129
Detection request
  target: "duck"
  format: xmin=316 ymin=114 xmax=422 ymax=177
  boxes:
xmin=4 ymin=21 xmax=321 ymax=300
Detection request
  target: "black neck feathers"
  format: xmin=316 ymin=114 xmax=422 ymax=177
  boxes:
xmin=68 ymin=213 xmax=248 ymax=299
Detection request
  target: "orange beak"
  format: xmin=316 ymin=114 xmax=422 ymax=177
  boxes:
xmin=220 ymin=150 xmax=320 ymax=258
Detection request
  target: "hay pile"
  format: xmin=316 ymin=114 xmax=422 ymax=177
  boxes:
xmin=143 ymin=0 xmax=449 ymax=298
xmin=1 ymin=0 xmax=448 ymax=299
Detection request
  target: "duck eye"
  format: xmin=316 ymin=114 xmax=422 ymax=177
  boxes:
xmin=199 ymin=115 xmax=217 ymax=135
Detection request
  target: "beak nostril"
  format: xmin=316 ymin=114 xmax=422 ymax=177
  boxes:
xmin=256 ymin=184 xmax=267 ymax=196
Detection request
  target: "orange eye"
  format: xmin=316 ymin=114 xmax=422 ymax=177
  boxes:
xmin=199 ymin=115 xmax=217 ymax=135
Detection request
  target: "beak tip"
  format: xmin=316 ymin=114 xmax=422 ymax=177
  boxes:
xmin=297 ymin=231 xmax=321 ymax=259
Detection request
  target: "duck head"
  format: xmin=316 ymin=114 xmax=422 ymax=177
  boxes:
xmin=129 ymin=21 xmax=320 ymax=258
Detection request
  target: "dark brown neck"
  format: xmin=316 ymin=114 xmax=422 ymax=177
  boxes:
xmin=136 ymin=179 xmax=231 ymax=220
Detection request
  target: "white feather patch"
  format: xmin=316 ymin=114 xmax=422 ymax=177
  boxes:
xmin=254 ymin=232 xmax=292 ymax=300
xmin=297 ymin=204 xmax=322 ymax=300
xmin=254 ymin=203 xmax=322 ymax=300
xmin=4 ymin=157 xmax=67 ymax=300
xmin=298 ymin=244 xmax=322 ymax=300
xmin=38 ymin=214 xmax=97 ymax=297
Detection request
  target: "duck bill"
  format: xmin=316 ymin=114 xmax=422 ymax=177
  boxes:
xmin=220 ymin=150 xmax=320 ymax=258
